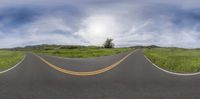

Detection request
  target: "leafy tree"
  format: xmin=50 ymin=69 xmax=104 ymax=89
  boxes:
xmin=103 ymin=38 xmax=114 ymax=48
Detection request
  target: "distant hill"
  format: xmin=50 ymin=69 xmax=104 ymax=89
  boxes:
xmin=130 ymin=45 xmax=161 ymax=48
xmin=8 ymin=44 xmax=102 ymax=51
xmin=1 ymin=44 xmax=193 ymax=51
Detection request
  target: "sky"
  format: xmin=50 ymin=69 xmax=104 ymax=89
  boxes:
xmin=0 ymin=0 xmax=200 ymax=48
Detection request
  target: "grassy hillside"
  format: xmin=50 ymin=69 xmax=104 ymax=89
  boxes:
xmin=35 ymin=47 xmax=132 ymax=58
xmin=144 ymin=48 xmax=200 ymax=73
xmin=0 ymin=50 xmax=24 ymax=71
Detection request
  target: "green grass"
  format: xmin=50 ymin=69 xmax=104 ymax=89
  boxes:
xmin=144 ymin=48 xmax=200 ymax=73
xmin=0 ymin=50 xmax=24 ymax=71
xmin=35 ymin=48 xmax=133 ymax=58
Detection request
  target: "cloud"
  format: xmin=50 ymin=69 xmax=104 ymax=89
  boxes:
xmin=74 ymin=14 xmax=121 ymax=45
xmin=0 ymin=15 xmax=82 ymax=48
xmin=0 ymin=0 xmax=200 ymax=48
xmin=73 ymin=4 xmax=200 ymax=48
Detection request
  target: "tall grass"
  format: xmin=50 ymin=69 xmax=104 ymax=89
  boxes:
xmin=35 ymin=48 xmax=132 ymax=58
xmin=0 ymin=50 xmax=24 ymax=71
xmin=144 ymin=48 xmax=200 ymax=73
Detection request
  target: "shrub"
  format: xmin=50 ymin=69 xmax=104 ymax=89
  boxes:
xmin=103 ymin=38 xmax=114 ymax=48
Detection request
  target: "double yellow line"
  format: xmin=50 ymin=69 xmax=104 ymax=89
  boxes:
xmin=37 ymin=51 xmax=135 ymax=76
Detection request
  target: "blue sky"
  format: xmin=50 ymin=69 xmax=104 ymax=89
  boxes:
xmin=0 ymin=0 xmax=200 ymax=48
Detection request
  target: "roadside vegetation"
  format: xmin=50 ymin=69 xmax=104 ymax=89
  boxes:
xmin=103 ymin=38 xmax=114 ymax=48
xmin=0 ymin=50 xmax=24 ymax=71
xmin=32 ymin=38 xmax=132 ymax=58
xmin=144 ymin=48 xmax=200 ymax=73
xmin=35 ymin=47 xmax=132 ymax=58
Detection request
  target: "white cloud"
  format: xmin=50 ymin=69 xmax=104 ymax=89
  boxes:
xmin=23 ymin=16 xmax=71 ymax=34
xmin=0 ymin=0 xmax=200 ymax=48
xmin=0 ymin=16 xmax=82 ymax=48
xmin=74 ymin=14 xmax=121 ymax=45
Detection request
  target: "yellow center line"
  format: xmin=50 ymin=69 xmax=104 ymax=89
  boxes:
xmin=36 ymin=50 xmax=135 ymax=76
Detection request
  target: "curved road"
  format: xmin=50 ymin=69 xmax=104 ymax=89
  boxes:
xmin=0 ymin=50 xmax=200 ymax=99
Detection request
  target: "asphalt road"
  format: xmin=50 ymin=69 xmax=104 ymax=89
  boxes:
xmin=0 ymin=50 xmax=200 ymax=99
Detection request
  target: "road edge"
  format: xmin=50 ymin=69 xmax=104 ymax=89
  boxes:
xmin=0 ymin=54 xmax=26 ymax=74
xmin=143 ymin=55 xmax=200 ymax=76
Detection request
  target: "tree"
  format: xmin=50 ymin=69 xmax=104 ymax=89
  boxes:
xmin=103 ymin=38 xmax=114 ymax=48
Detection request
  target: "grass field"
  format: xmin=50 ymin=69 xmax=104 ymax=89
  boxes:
xmin=144 ymin=48 xmax=200 ymax=73
xmin=0 ymin=50 xmax=24 ymax=71
xmin=35 ymin=48 xmax=133 ymax=58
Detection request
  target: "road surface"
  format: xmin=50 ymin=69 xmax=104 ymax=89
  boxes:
xmin=0 ymin=50 xmax=200 ymax=99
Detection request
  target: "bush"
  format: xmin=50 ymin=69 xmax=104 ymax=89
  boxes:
xmin=60 ymin=46 xmax=85 ymax=49
xmin=103 ymin=38 xmax=114 ymax=48
xmin=53 ymin=51 xmax=61 ymax=54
